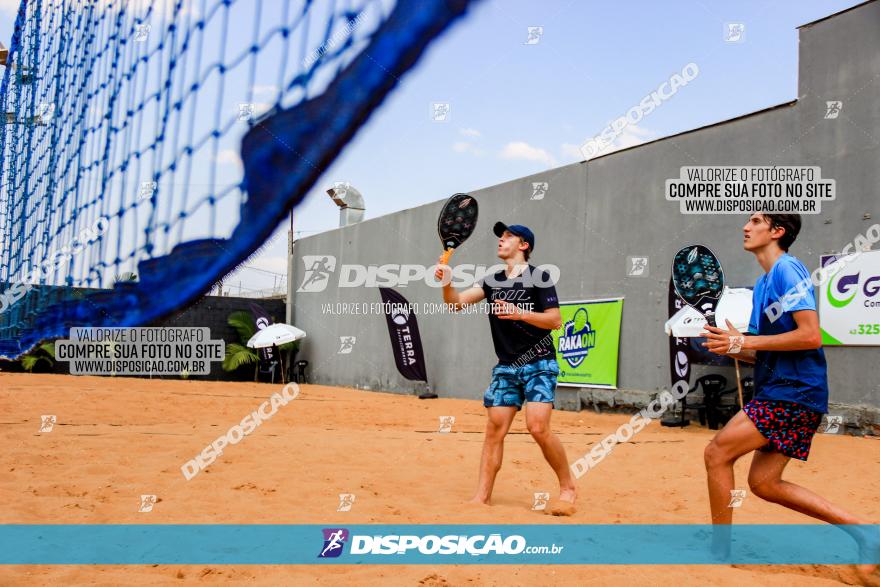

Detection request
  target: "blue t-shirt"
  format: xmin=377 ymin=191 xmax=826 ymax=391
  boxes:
xmin=748 ymin=254 xmax=828 ymax=413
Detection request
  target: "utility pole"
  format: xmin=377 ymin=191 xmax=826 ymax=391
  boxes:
xmin=286 ymin=209 xmax=295 ymax=325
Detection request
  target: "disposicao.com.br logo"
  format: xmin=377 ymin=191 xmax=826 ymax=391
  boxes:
xmin=297 ymin=255 xmax=560 ymax=292
xmin=317 ymin=528 xmax=563 ymax=558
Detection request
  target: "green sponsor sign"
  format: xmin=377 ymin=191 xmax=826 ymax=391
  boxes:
xmin=552 ymin=298 xmax=623 ymax=388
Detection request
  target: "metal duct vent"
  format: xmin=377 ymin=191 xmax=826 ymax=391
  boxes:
xmin=326 ymin=182 xmax=365 ymax=227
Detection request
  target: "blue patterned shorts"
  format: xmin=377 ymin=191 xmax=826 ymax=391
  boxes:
xmin=483 ymin=358 xmax=559 ymax=409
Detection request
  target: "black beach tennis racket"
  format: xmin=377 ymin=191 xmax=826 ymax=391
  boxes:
xmin=671 ymin=244 xmax=743 ymax=406
xmin=671 ymin=244 xmax=725 ymax=327
xmin=437 ymin=193 xmax=478 ymax=265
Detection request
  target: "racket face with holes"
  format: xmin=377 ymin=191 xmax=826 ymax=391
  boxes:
xmin=671 ymin=244 xmax=725 ymax=326
xmin=437 ymin=193 xmax=478 ymax=251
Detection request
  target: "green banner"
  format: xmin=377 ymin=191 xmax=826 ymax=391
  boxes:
xmin=552 ymin=298 xmax=623 ymax=388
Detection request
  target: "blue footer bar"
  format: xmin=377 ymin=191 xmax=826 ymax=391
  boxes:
xmin=1 ymin=524 xmax=878 ymax=564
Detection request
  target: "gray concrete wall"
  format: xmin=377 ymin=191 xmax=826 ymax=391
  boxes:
xmin=289 ymin=1 xmax=880 ymax=426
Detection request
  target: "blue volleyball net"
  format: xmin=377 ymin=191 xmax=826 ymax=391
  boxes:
xmin=0 ymin=0 xmax=475 ymax=359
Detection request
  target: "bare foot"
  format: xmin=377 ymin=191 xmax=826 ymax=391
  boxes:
xmin=855 ymin=567 xmax=880 ymax=587
xmin=546 ymin=490 xmax=577 ymax=516
xmin=546 ymin=500 xmax=576 ymax=517
xmin=466 ymin=497 xmax=490 ymax=506
xmin=559 ymin=488 xmax=577 ymax=504
xmin=855 ymin=526 xmax=880 ymax=585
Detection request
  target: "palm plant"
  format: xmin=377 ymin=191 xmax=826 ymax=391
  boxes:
xmin=222 ymin=310 xmax=299 ymax=382
xmin=223 ymin=310 xmax=261 ymax=380
xmin=20 ymin=341 xmax=56 ymax=372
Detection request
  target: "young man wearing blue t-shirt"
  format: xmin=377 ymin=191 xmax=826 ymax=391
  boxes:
xmin=701 ymin=213 xmax=876 ymax=573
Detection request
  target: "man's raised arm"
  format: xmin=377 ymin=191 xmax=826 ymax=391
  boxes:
xmin=434 ymin=256 xmax=485 ymax=311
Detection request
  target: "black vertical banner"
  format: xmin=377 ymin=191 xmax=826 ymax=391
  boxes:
xmin=379 ymin=288 xmax=427 ymax=382
xmin=249 ymin=302 xmax=275 ymax=363
xmin=668 ymin=279 xmax=692 ymax=390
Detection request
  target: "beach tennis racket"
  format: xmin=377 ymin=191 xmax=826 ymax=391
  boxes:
xmin=671 ymin=244 xmax=725 ymax=327
xmin=437 ymin=193 xmax=478 ymax=265
xmin=671 ymin=244 xmax=744 ymax=406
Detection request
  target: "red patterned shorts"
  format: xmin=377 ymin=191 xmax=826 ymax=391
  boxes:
xmin=743 ymin=399 xmax=824 ymax=461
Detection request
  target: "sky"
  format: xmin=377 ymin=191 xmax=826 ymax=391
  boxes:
xmin=0 ymin=0 xmax=867 ymax=295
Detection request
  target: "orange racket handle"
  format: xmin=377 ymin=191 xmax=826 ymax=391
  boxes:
xmin=440 ymin=247 xmax=454 ymax=265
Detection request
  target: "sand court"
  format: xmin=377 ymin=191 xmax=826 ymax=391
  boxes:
xmin=2 ymin=372 xmax=879 ymax=585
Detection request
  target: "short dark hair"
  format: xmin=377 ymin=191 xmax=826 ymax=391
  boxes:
xmin=761 ymin=213 xmax=801 ymax=251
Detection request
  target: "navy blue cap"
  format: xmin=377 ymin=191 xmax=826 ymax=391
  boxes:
xmin=493 ymin=221 xmax=535 ymax=253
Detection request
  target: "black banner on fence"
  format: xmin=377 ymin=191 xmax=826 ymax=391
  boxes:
xmin=668 ymin=279 xmax=692 ymax=390
xmin=379 ymin=288 xmax=427 ymax=382
xmin=249 ymin=303 xmax=275 ymax=363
